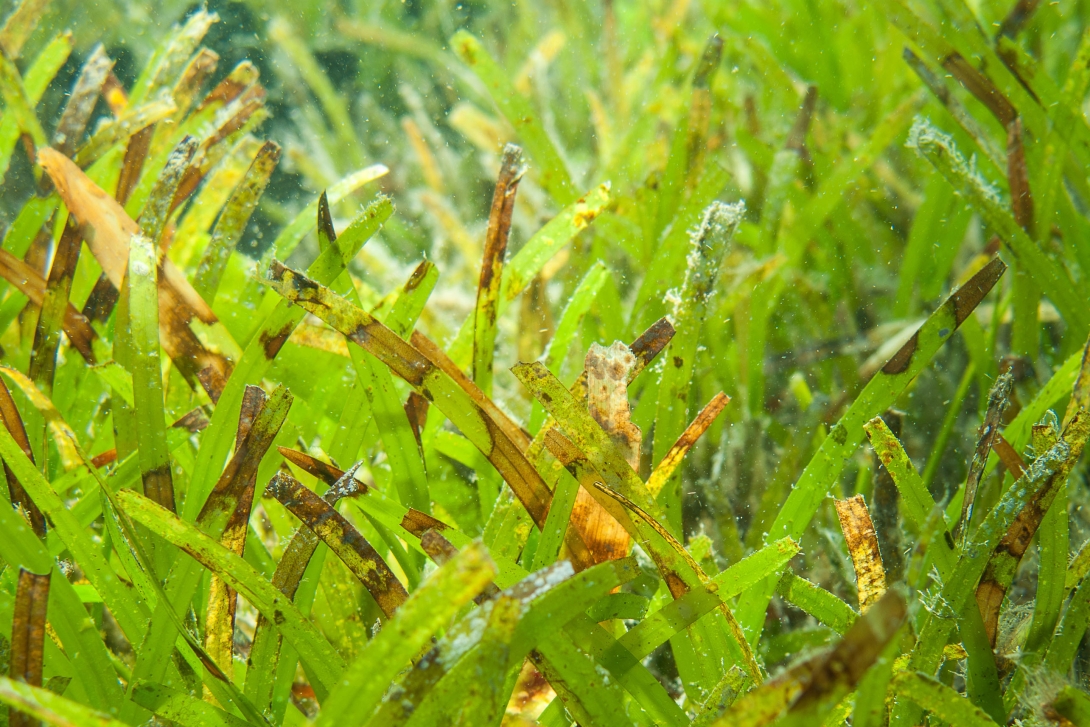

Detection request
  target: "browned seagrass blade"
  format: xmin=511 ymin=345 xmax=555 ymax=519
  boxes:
xmin=38 ymin=146 xmax=237 ymax=398
xmin=569 ymin=342 xmax=640 ymax=564
xmin=9 ymin=569 xmax=49 ymax=727
xmin=834 ymin=494 xmax=887 ymax=613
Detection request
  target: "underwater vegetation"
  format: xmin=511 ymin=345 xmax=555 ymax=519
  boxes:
xmin=0 ymin=0 xmax=1089 ymax=724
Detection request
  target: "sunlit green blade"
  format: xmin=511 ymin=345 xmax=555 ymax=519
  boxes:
xmin=317 ymin=541 xmax=496 ymax=727
xmin=0 ymin=676 xmax=128 ymax=727
xmin=891 ymin=671 xmax=998 ymax=727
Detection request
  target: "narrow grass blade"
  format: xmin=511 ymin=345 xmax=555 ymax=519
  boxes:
xmin=193 ymin=140 xmax=280 ymax=302
xmin=737 ymin=256 xmax=1005 ymax=641
xmin=447 ymin=182 xmax=611 ymax=367
xmin=776 ymin=573 xmax=859 ymax=636
xmin=204 ymin=386 xmax=265 ymax=681
xmin=51 ymin=45 xmax=113 ymax=158
xmin=0 ymin=375 xmax=44 ymax=534
xmin=647 ymin=391 xmax=730 ymax=498
xmin=0 ymin=44 xmax=48 ymax=151
xmin=136 ymin=135 xmax=198 ymax=243
xmin=316 ymin=541 xmax=497 ymax=727
xmin=653 ymin=201 xmax=743 ymax=531
xmin=126 ymin=233 xmax=174 ymax=510
xmin=9 ymin=568 xmax=49 ymax=727
xmin=472 ymin=143 xmax=525 ymax=396
xmin=28 ymin=218 xmax=83 ymax=395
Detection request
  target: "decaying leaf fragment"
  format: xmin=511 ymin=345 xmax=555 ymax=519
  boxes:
xmin=834 ymin=494 xmax=887 ymax=612
xmin=569 ymin=342 xmax=641 ymax=563
xmin=38 ymin=146 xmax=238 ymax=399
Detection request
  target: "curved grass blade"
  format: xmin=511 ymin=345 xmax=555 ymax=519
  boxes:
xmin=116 ymin=488 xmax=347 ymax=698
xmin=472 ymin=143 xmax=525 ymax=397
xmin=39 ymin=147 xmax=239 ymax=397
xmin=617 ymin=537 xmax=801 ymax=661
xmin=72 ymin=98 xmax=176 ymax=168
xmin=0 ymin=423 xmax=147 ymax=643
xmin=264 ymin=263 xmax=590 ymax=559
xmin=736 ymin=256 xmax=1006 ymax=642
xmin=776 ymin=573 xmax=859 ymax=636
xmin=907 ymin=120 xmax=1088 ymax=337
xmin=316 ymin=541 xmax=497 ymax=727
xmin=591 ymin=480 xmax=762 ymax=682
xmin=265 ymin=471 xmax=408 ymax=618
xmin=0 ymin=501 xmax=124 ymax=711
xmin=0 ymin=249 xmax=97 ymax=364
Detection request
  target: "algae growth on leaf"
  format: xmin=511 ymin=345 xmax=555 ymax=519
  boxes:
xmin=0 ymin=0 xmax=1088 ymax=725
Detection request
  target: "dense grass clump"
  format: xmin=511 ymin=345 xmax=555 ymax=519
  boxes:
xmin=0 ymin=0 xmax=1088 ymax=725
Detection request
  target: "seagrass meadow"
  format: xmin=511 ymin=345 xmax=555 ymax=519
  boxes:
xmin=1 ymin=0 xmax=1090 ymax=725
